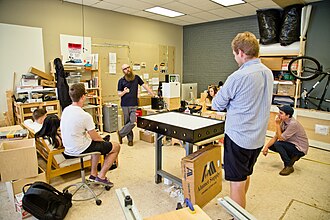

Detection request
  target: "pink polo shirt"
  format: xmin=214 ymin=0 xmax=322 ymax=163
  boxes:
xmin=281 ymin=117 xmax=309 ymax=155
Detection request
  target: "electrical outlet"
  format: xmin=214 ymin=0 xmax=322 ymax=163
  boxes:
xmin=315 ymin=124 xmax=329 ymax=136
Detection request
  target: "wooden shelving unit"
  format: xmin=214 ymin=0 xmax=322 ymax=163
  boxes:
xmin=14 ymin=100 xmax=61 ymax=125
xmin=64 ymin=62 xmax=103 ymax=133
xmin=260 ymin=54 xmax=300 ymax=107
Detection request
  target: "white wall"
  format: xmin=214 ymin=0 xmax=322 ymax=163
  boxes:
xmin=0 ymin=23 xmax=45 ymax=118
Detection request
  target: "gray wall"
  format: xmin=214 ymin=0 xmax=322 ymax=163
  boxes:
xmin=183 ymin=1 xmax=330 ymax=110
xmin=183 ymin=15 xmax=259 ymax=94
xmin=302 ymin=0 xmax=330 ymax=110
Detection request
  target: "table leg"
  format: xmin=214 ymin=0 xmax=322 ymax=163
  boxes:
xmin=185 ymin=142 xmax=193 ymax=156
xmin=155 ymin=133 xmax=163 ymax=183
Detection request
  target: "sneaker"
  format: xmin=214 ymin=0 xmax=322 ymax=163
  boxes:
xmin=95 ymin=176 xmax=114 ymax=187
xmin=128 ymin=141 xmax=133 ymax=146
xmin=88 ymin=175 xmax=96 ymax=181
xmin=279 ymin=166 xmax=294 ymax=176
xmin=117 ymin=131 xmax=123 ymax=144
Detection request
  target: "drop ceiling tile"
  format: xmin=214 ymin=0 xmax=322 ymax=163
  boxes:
xmin=249 ymin=0 xmax=281 ymax=9
xmin=103 ymin=0 xmax=125 ymax=6
xmin=162 ymin=1 xmax=201 ymax=14
xmin=177 ymin=15 xmax=205 ymax=23
xmin=92 ymin=1 xmax=121 ymax=10
xmin=172 ymin=19 xmax=193 ymax=26
xmin=140 ymin=0 xmax=175 ymax=5
xmin=65 ymin=0 xmax=100 ymax=6
xmin=209 ymin=7 xmax=241 ymax=18
xmin=178 ymin=0 xmax=224 ymax=11
xmin=112 ymin=6 xmax=140 ymax=14
xmin=132 ymin=10 xmax=156 ymax=18
xmin=108 ymin=0 xmax=153 ymax=10
xmin=244 ymin=0 xmax=262 ymax=2
xmin=192 ymin=11 xmax=223 ymax=21
xmin=229 ymin=3 xmax=258 ymax=16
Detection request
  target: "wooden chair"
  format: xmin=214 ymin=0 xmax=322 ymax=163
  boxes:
xmin=35 ymin=137 xmax=95 ymax=183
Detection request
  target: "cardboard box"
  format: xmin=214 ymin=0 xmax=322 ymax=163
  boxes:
xmin=163 ymin=97 xmax=180 ymax=110
xmin=139 ymin=130 xmax=154 ymax=143
xmin=181 ymin=144 xmax=222 ymax=207
xmin=278 ymin=83 xmax=295 ymax=96
xmin=29 ymin=67 xmax=54 ymax=81
xmin=10 ymin=167 xmax=46 ymax=196
xmin=6 ymin=167 xmax=46 ymax=211
xmin=260 ymin=57 xmax=283 ymax=71
xmin=138 ymin=96 xmax=152 ymax=106
xmin=282 ymin=59 xmax=297 ymax=71
xmin=0 ymin=139 xmax=38 ymax=182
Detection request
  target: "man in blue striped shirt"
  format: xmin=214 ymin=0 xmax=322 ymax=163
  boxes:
xmin=212 ymin=32 xmax=273 ymax=208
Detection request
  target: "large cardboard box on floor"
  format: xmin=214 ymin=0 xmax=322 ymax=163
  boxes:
xmin=181 ymin=144 xmax=222 ymax=207
xmin=139 ymin=130 xmax=154 ymax=143
xmin=0 ymin=139 xmax=38 ymax=182
xmin=6 ymin=167 xmax=46 ymax=211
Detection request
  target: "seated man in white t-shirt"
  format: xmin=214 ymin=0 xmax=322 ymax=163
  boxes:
xmin=60 ymin=83 xmax=120 ymax=186
xmin=24 ymin=108 xmax=47 ymax=133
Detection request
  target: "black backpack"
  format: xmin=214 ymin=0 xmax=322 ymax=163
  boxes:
xmin=22 ymin=181 xmax=72 ymax=220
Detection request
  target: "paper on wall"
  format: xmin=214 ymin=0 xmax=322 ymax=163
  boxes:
xmin=151 ymin=77 xmax=159 ymax=85
xmin=143 ymin=74 xmax=149 ymax=79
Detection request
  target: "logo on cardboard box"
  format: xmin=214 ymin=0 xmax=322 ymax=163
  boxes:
xmin=186 ymin=167 xmax=193 ymax=177
xmin=198 ymin=161 xmax=221 ymax=193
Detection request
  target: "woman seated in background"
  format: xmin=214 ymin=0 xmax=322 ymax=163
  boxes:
xmin=35 ymin=114 xmax=62 ymax=149
xmin=205 ymin=85 xmax=218 ymax=110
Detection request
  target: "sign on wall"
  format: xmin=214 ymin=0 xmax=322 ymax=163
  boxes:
xmin=60 ymin=34 xmax=91 ymax=64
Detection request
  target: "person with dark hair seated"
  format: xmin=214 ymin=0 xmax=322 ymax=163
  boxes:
xmin=35 ymin=114 xmax=62 ymax=149
xmin=205 ymin=85 xmax=218 ymax=110
xmin=262 ymin=105 xmax=309 ymax=176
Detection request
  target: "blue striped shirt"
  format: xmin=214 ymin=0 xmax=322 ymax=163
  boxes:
xmin=212 ymin=58 xmax=273 ymax=149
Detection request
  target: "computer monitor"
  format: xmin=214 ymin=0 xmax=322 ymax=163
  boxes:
xmin=181 ymin=83 xmax=198 ymax=102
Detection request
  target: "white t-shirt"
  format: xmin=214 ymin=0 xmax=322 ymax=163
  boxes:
xmin=60 ymin=105 xmax=95 ymax=155
xmin=24 ymin=119 xmax=42 ymax=133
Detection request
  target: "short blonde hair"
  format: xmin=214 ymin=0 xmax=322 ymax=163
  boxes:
xmin=231 ymin=32 xmax=259 ymax=58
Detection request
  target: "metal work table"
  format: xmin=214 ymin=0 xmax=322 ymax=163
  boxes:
xmin=137 ymin=112 xmax=224 ymax=186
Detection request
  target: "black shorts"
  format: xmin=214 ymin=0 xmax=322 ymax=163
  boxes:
xmin=64 ymin=141 xmax=113 ymax=159
xmin=82 ymin=141 xmax=113 ymax=155
xmin=224 ymin=134 xmax=262 ymax=182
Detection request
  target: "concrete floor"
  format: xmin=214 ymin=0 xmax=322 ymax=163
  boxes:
xmin=1 ymin=128 xmax=330 ymax=220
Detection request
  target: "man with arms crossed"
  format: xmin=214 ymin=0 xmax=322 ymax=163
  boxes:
xmin=61 ymin=83 xmax=120 ymax=185
xmin=212 ymin=32 xmax=273 ymax=208
xmin=117 ymin=64 xmax=155 ymax=146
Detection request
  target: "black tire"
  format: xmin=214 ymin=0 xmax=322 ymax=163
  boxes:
xmin=288 ymin=56 xmax=322 ymax=80
xmin=96 ymin=199 xmax=102 ymax=205
xmin=105 ymin=185 xmax=111 ymax=191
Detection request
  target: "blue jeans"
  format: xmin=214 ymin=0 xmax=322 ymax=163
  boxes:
xmin=269 ymin=141 xmax=305 ymax=166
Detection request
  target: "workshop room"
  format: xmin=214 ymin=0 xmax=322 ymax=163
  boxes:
xmin=0 ymin=0 xmax=329 ymax=219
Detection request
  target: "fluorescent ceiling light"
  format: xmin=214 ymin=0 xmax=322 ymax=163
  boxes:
xmin=145 ymin=6 xmax=185 ymax=18
xmin=211 ymin=0 xmax=245 ymax=7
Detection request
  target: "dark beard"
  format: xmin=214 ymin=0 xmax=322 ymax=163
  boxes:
xmin=125 ymin=72 xmax=135 ymax=81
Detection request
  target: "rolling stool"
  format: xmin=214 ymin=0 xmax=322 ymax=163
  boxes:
xmin=63 ymin=152 xmax=111 ymax=206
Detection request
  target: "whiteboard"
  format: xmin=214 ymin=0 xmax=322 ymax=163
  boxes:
xmin=0 ymin=23 xmax=45 ymax=118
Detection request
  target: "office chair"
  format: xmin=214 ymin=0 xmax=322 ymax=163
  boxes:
xmin=62 ymin=152 xmax=111 ymax=206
